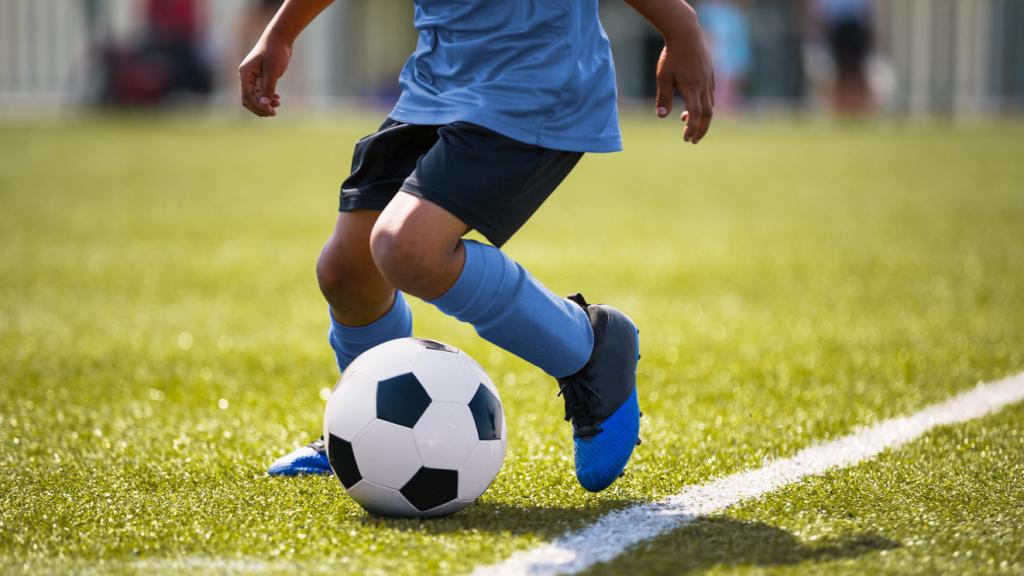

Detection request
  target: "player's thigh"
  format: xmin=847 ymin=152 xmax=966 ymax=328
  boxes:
xmin=373 ymin=191 xmax=471 ymax=258
xmin=370 ymin=192 xmax=471 ymax=299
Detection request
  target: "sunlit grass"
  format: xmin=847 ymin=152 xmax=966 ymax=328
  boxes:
xmin=1 ymin=114 xmax=1022 ymax=574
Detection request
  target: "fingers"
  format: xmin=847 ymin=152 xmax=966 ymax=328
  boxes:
xmin=680 ymin=87 xmax=714 ymax=144
xmin=655 ymin=49 xmax=673 ymax=118
xmin=238 ymin=56 xmax=280 ymax=117
xmin=681 ymin=88 xmax=703 ymax=143
xmin=710 ymin=71 xmax=717 ymax=107
xmin=239 ymin=64 xmax=268 ymax=116
xmin=257 ymin=61 xmax=279 ymax=116
xmin=655 ymin=76 xmax=674 ymax=118
xmin=695 ymin=91 xmax=714 ymax=144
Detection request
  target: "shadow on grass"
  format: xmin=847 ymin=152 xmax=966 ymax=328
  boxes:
xmin=354 ymin=503 xmax=898 ymax=572
xmin=583 ymin=516 xmax=899 ymax=575
xmin=356 ymin=499 xmax=640 ymax=539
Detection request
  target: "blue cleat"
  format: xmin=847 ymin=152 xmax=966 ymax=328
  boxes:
xmin=558 ymin=293 xmax=641 ymax=492
xmin=267 ymin=436 xmax=332 ymax=476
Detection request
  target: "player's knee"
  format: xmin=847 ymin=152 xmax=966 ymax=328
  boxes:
xmin=315 ymin=251 xmax=343 ymax=296
xmin=369 ymin=225 xmax=418 ymax=284
xmin=369 ymin=225 xmax=441 ymax=296
xmin=316 ymin=243 xmax=366 ymax=303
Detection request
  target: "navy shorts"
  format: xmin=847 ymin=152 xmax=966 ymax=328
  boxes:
xmin=339 ymin=118 xmax=582 ymax=247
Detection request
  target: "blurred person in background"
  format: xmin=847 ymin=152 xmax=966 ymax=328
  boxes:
xmin=696 ymin=0 xmax=751 ymax=112
xmin=239 ymin=0 xmax=285 ymax=56
xmin=96 ymin=0 xmax=213 ymax=106
xmin=814 ymin=0 xmax=874 ymax=114
xmin=744 ymin=0 xmax=806 ymax=110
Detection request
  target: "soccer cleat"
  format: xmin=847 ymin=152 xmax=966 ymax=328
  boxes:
xmin=267 ymin=436 xmax=332 ymax=476
xmin=557 ymin=293 xmax=641 ymax=492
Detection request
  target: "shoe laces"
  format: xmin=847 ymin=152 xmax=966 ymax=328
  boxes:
xmin=558 ymin=368 xmax=603 ymax=438
xmin=559 ymin=292 xmax=605 ymax=438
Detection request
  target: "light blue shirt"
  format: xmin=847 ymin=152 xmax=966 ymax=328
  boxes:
xmin=697 ymin=1 xmax=752 ymax=79
xmin=390 ymin=0 xmax=622 ymax=153
xmin=818 ymin=0 xmax=871 ymax=22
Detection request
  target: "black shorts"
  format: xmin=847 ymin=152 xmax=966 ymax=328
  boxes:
xmin=339 ymin=118 xmax=583 ymax=248
xmin=827 ymin=17 xmax=871 ymax=76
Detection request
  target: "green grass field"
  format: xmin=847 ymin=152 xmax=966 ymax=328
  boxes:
xmin=1 ymin=114 xmax=1023 ymax=575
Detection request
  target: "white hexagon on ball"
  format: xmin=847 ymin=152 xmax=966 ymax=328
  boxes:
xmin=413 ymin=403 xmax=479 ymax=469
xmin=346 ymin=479 xmax=420 ymax=518
xmin=413 ymin=348 xmax=481 ymax=403
xmin=458 ymin=439 xmax=505 ymax=501
xmin=323 ymin=372 xmax=376 ymax=442
xmin=352 ymin=420 xmax=423 ymax=489
xmin=461 ymin=351 xmax=500 ymax=397
xmin=420 ymin=499 xmax=471 ymax=518
xmin=345 ymin=338 xmax=425 ymax=382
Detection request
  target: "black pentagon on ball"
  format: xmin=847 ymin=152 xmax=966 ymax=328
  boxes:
xmin=326 ymin=434 xmax=361 ymax=488
xmin=400 ymin=467 xmax=459 ymax=511
xmin=376 ymin=372 xmax=432 ymax=428
xmin=468 ymin=384 xmax=502 ymax=440
xmin=413 ymin=338 xmax=458 ymax=353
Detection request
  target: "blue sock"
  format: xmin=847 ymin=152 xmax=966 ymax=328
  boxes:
xmin=429 ymin=240 xmax=593 ymax=378
xmin=328 ymin=291 xmax=413 ymax=373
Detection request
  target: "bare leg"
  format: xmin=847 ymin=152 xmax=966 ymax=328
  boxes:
xmin=268 ymin=210 xmax=409 ymax=476
xmin=316 ymin=210 xmax=396 ymax=326
xmin=369 ymin=191 xmax=593 ymax=379
xmin=369 ymin=192 xmax=471 ymax=301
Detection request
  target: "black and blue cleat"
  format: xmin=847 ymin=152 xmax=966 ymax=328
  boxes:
xmin=558 ymin=293 xmax=641 ymax=492
xmin=267 ymin=437 xmax=332 ymax=476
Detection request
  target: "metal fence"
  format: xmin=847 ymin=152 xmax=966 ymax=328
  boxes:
xmin=879 ymin=0 xmax=1024 ymax=113
xmin=0 ymin=0 xmax=91 ymax=107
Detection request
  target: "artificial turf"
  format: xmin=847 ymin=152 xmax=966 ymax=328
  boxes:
xmin=1 ymin=114 xmax=1022 ymax=575
xmin=589 ymin=402 xmax=1024 ymax=575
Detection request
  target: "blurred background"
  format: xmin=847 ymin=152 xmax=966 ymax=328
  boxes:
xmin=2 ymin=4 xmax=1024 ymax=569
xmin=1 ymin=0 xmax=1023 ymax=118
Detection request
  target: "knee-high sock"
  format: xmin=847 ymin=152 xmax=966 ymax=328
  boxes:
xmin=328 ymin=291 xmax=413 ymax=373
xmin=429 ymin=240 xmax=593 ymax=378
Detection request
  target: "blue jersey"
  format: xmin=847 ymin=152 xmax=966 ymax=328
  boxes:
xmin=390 ymin=0 xmax=622 ymax=153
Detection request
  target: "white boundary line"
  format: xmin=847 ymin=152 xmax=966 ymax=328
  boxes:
xmin=474 ymin=373 xmax=1024 ymax=576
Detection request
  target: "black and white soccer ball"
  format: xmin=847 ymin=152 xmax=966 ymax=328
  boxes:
xmin=323 ymin=337 xmax=506 ymax=517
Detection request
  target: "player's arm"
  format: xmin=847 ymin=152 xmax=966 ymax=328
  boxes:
xmin=624 ymin=0 xmax=715 ymax=144
xmin=239 ymin=0 xmax=334 ymax=117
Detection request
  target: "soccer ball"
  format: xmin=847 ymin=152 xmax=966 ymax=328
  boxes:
xmin=323 ymin=337 xmax=506 ymax=517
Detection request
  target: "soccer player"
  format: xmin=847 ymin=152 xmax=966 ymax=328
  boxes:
xmin=241 ymin=0 xmax=714 ymax=492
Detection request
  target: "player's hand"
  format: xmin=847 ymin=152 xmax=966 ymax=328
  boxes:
xmin=655 ymin=32 xmax=715 ymax=144
xmin=238 ymin=36 xmax=291 ymax=117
